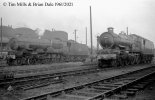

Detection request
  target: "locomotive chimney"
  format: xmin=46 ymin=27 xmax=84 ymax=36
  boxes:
xmin=107 ymin=27 xmax=114 ymax=33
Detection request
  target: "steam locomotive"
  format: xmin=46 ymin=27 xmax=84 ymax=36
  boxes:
xmin=97 ymin=27 xmax=154 ymax=67
xmin=0 ymin=26 xmax=90 ymax=66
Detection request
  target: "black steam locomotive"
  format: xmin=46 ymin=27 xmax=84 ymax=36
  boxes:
xmin=97 ymin=27 xmax=154 ymax=67
xmin=0 ymin=26 xmax=90 ymax=66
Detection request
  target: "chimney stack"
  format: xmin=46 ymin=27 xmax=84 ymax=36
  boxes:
xmin=107 ymin=27 xmax=114 ymax=33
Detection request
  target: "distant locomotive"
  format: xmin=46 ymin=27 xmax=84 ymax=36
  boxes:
xmin=0 ymin=26 xmax=90 ymax=66
xmin=97 ymin=27 xmax=154 ymax=67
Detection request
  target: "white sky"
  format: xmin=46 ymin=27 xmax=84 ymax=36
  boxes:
xmin=0 ymin=0 xmax=155 ymax=47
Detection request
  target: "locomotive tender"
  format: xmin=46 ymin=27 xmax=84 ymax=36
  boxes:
xmin=97 ymin=27 xmax=154 ymax=67
xmin=0 ymin=26 xmax=89 ymax=66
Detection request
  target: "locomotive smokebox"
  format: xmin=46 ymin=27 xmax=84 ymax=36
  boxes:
xmin=99 ymin=27 xmax=115 ymax=49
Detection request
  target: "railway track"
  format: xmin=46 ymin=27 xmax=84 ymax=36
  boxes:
xmin=0 ymin=65 xmax=139 ymax=91
xmin=106 ymin=70 xmax=155 ymax=99
xmin=1 ymin=66 xmax=114 ymax=90
xmin=7 ymin=65 xmax=132 ymax=91
xmin=0 ymin=67 xmax=95 ymax=86
xmin=23 ymin=65 xmax=155 ymax=100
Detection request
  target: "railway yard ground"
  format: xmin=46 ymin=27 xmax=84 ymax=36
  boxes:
xmin=132 ymin=81 xmax=155 ymax=100
xmin=0 ymin=62 xmax=155 ymax=100
xmin=0 ymin=61 xmax=97 ymax=79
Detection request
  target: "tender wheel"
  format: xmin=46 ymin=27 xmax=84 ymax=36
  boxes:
xmin=118 ymin=58 xmax=123 ymax=67
xmin=111 ymin=60 xmax=117 ymax=67
xmin=98 ymin=60 xmax=102 ymax=68
xmin=119 ymin=60 xmax=124 ymax=67
xmin=135 ymin=56 xmax=140 ymax=64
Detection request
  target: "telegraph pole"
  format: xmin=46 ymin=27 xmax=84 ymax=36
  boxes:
xmin=86 ymin=27 xmax=87 ymax=45
xmin=90 ymin=6 xmax=93 ymax=55
xmin=1 ymin=18 xmax=2 ymax=56
xmin=97 ymin=35 xmax=99 ymax=52
xmin=74 ymin=29 xmax=77 ymax=42
xmin=76 ymin=36 xmax=79 ymax=43
xmin=126 ymin=27 xmax=128 ymax=35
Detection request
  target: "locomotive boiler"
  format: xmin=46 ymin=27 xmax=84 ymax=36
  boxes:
xmin=97 ymin=27 xmax=154 ymax=67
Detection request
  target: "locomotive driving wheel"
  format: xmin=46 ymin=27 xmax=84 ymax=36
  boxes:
xmin=27 ymin=58 xmax=36 ymax=65
xmin=124 ymin=59 xmax=130 ymax=66
xmin=130 ymin=56 xmax=136 ymax=65
xmin=17 ymin=58 xmax=22 ymax=65
xmin=136 ymin=56 xmax=140 ymax=64
xmin=13 ymin=60 xmax=18 ymax=66
xmin=118 ymin=58 xmax=124 ymax=67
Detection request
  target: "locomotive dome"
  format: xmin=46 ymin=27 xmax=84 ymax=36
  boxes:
xmin=99 ymin=27 xmax=115 ymax=49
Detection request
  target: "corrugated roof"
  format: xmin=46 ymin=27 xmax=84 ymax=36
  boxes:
xmin=14 ymin=27 xmax=39 ymax=38
xmin=41 ymin=30 xmax=68 ymax=41
xmin=1 ymin=26 xmax=16 ymax=37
